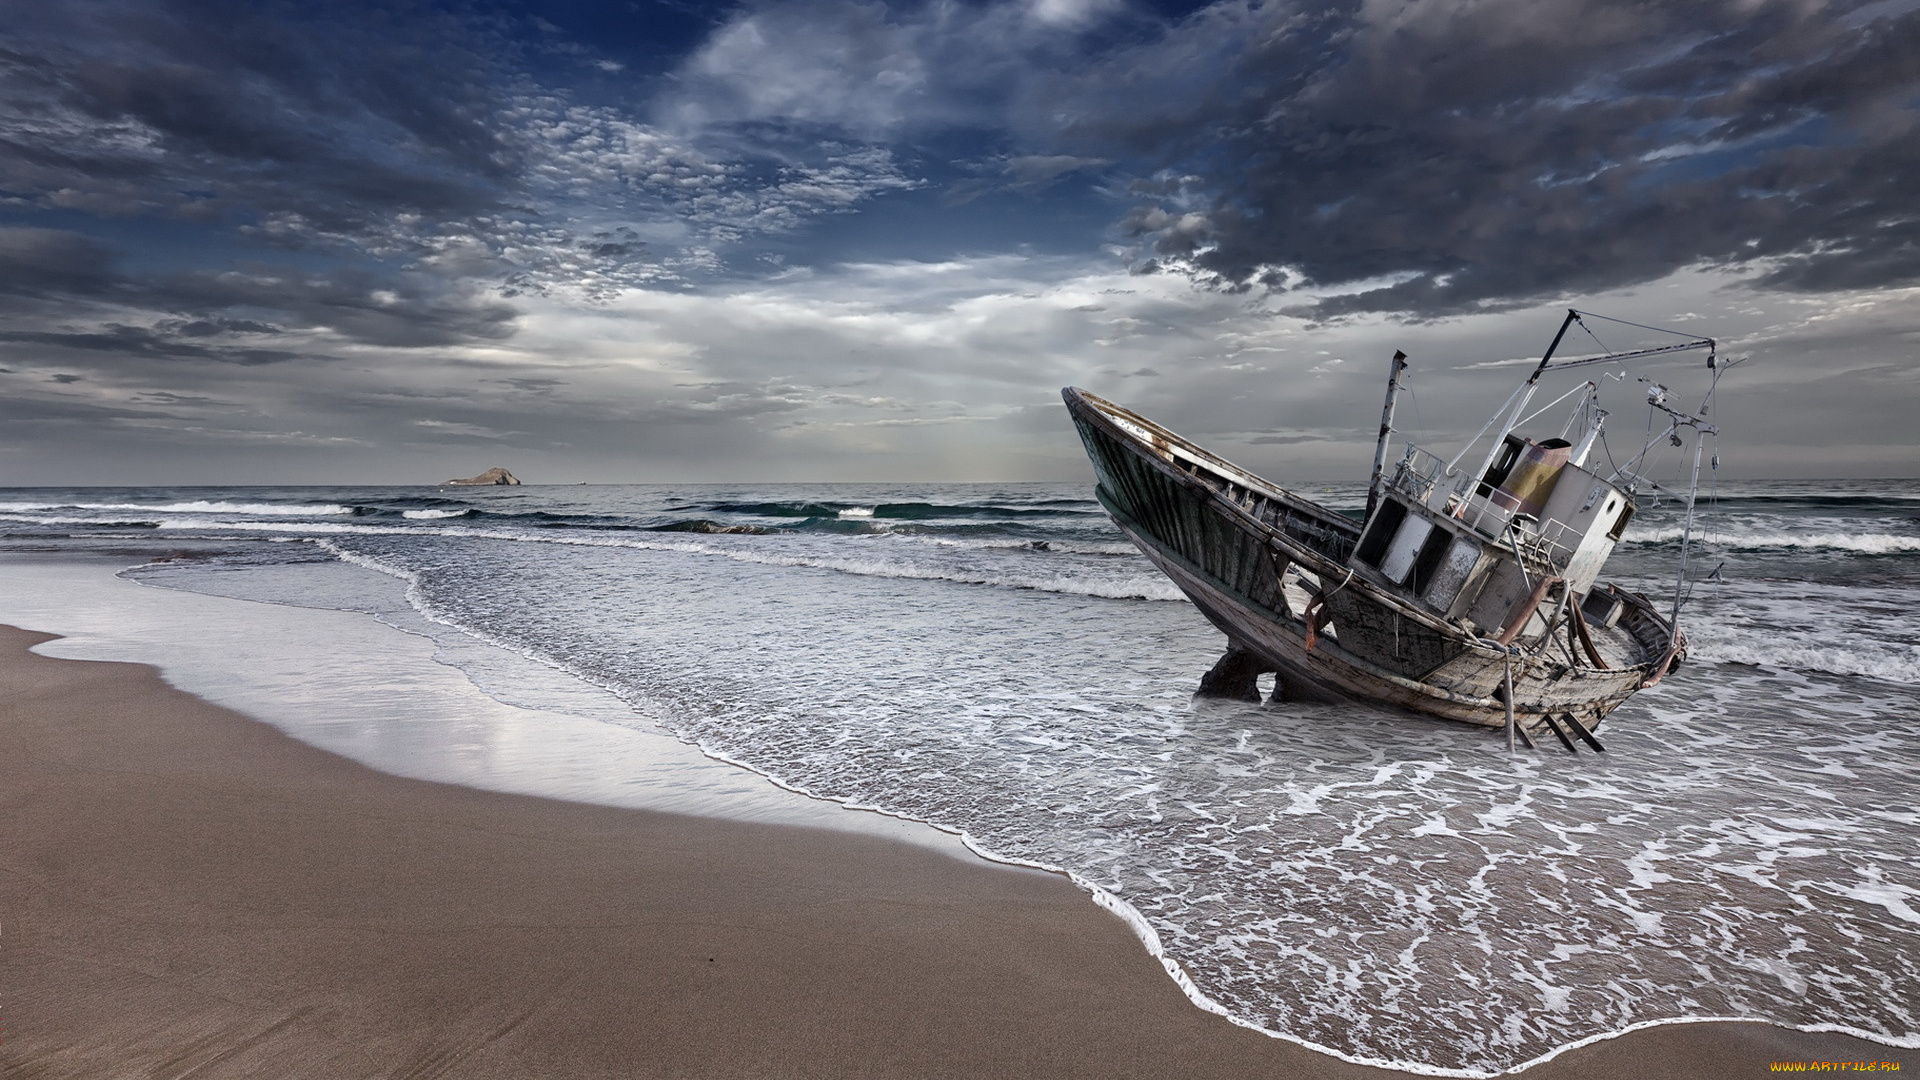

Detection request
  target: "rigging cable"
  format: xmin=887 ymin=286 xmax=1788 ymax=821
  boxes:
xmin=1572 ymin=310 xmax=1707 ymax=339
xmin=1402 ymin=368 xmax=1427 ymax=453
xmin=1575 ymin=313 xmax=1610 ymax=355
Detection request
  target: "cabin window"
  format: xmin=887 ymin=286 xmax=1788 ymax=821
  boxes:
xmin=1354 ymin=499 xmax=1407 ymax=567
xmin=1606 ymin=501 xmax=1636 ymax=541
xmin=1475 ymin=434 xmax=1525 ymax=499
xmin=1410 ymin=527 xmax=1455 ymax=595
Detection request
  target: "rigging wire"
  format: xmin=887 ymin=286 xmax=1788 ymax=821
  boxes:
xmin=1444 ymin=380 xmax=1532 ymax=473
xmin=1698 ymin=392 xmax=1728 ymax=607
xmin=1573 ymin=309 xmax=1708 ymax=339
xmin=1575 ymin=313 xmax=1610 ymax=355
xmin=1515 ymin=382 xmax=1597 ymax=429
xmin=1680 ymin=432 xmax=1728 ymax=611
xmin=1402 ymin=375 xmax=1428 ymax=455
xmin=1598 ymin=427 xmax=1626 ymax=484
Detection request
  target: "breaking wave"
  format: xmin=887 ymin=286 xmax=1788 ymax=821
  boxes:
xmin=703 ymin=500 xmax=1099 ymax=520
xmin=0 ymin=499 xmax=356 ymax=516
xmin=1626 ymin=527 xmax=1920 ymax=554
xmin=1692 ymin=627 xmax=1920 ymax=684
xmin=281 ymin=525 xmax=1190 ymax=601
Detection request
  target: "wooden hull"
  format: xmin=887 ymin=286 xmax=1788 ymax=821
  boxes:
xmin=1064 ymin=387 xmax=1677 ymax=732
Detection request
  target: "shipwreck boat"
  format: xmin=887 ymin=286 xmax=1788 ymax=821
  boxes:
xmin=1065 ymin=309 xmax=1733 ymax=750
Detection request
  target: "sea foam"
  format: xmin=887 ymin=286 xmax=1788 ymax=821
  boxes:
xmin=1626 ymin=526 xmax=1920 ymax=554
xmin=0 ymin=500 xmax=355 ymax=516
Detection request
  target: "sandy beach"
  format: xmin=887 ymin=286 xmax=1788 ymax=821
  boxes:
xmin=0 ymin=622 xmax=1902 ymax=1078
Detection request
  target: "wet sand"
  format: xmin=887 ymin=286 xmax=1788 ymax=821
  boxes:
xmin=0 ymin=623 xmax=1901 ymax=1078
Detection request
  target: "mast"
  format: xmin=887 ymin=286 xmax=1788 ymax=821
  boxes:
xmin=1529 ymin=309 xmax=1580 ymax=385
xmin=1465 ymin=309 xmax=1579 ymax=494
xmin=1366 ymin=350 xmax=1409 ymax=521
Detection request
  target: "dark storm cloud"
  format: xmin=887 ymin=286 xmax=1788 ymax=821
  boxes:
xmin=0 ymin=388 xmax=181 ymax=423
xmin=0 ymin=227 xmax=119 ymax=298
xmin=2 ymin=0 xmax=926 ymax=312
xmin=0 ymin=0 xmax=532 ymax=365
xmin=662 ymin=0 xmax=1919 ymax=313
xmin=0 ymin=0 xmax=516 ymax=237
xmin=136 ymin=389 xmax=237 ymax=406
xmin=150 ymin=267 xmax=519 ymax=348
xmin=0 ymin=325 xmax=307 ymax=365
xmin=0 ymin=223 xmax=517 ymax=352
xmin=1082 ymin=0 xmax=1920 ymax=316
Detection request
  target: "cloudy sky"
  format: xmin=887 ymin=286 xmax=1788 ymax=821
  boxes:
xmin=2 ymin=0 xmax=1916 ymax=485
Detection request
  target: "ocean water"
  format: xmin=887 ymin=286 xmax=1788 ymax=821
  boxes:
xmin=2 ymin=479 xmax=1915 ymax=1075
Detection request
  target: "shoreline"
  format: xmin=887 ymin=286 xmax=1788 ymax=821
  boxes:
xmin=0 ymin=552 xmax=978 ymax=852
xmin=0 ymin=621 xmax=1905 ymax=1078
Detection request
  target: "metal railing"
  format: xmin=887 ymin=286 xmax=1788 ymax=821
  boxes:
xmin=1383 ymin=444 xmax=1578 ymax=575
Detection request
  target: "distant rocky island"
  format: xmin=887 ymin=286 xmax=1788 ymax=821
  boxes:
xmin=443 ymin=467 xmax=521 ymax=486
